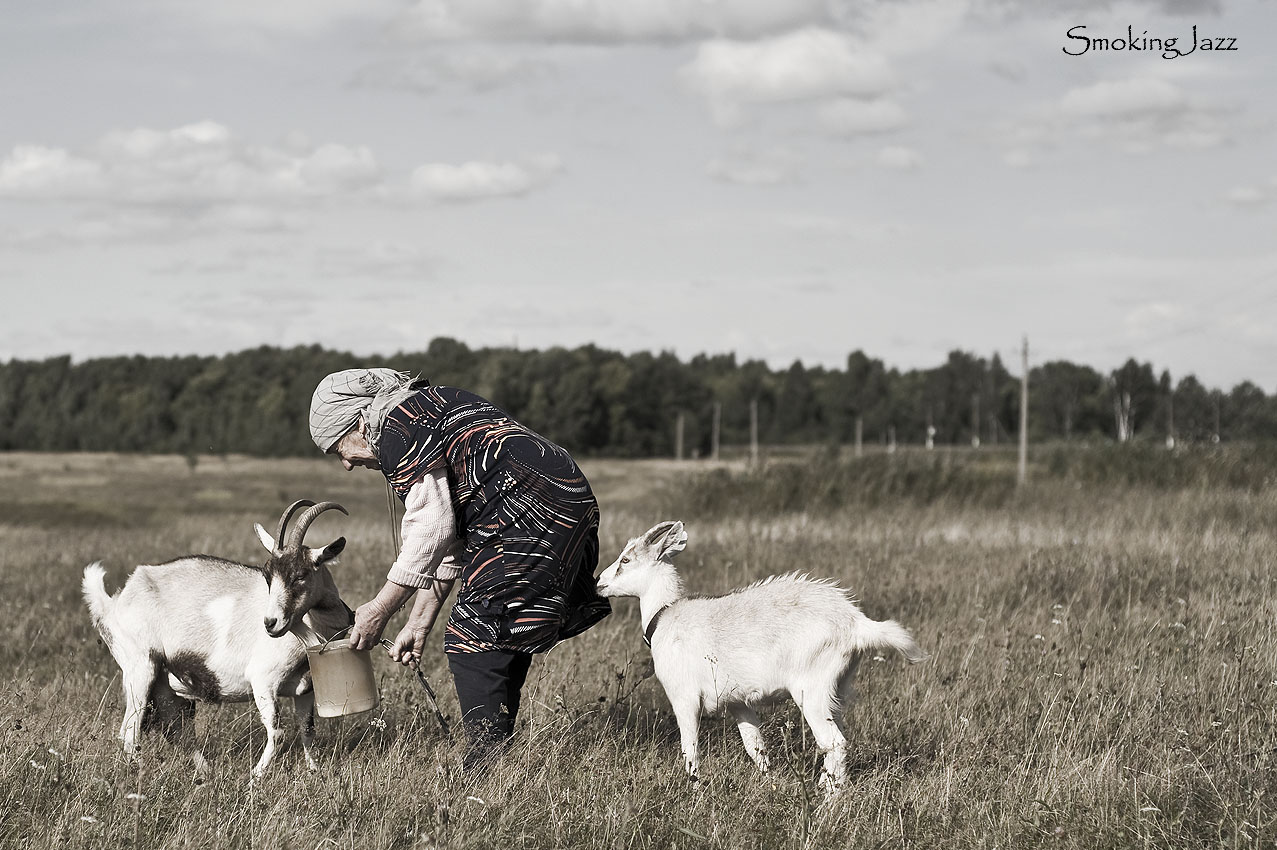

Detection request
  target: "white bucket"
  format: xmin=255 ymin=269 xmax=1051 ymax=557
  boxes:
xmin=306 ymin=638 xmax=379 ymax=717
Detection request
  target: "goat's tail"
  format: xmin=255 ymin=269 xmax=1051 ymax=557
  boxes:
xmin=82 ymin=562 xmax=115 ymax=644
xmin=859 ymin=617 xmax=928 ymax=664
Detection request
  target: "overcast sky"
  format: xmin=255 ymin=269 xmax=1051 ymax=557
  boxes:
xmin=1 ymin=0 xmax=1274 ymax=390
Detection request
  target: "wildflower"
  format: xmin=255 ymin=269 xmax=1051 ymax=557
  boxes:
xmin=29 ymin=760 xmax=45 ymax=771
xmin=48 ymin=748 xmax=61 ymax=758
xmin=1051 ymin=619 xmax=1061 ymax=625
xmin=465 ymin=796 xmax=486 ymax=806
xmin=80 ymin=816 xmax=98 ymax=824
xmin=873 ymin=655 xmax=886 ymax=663
xmin=959 ymin=716 xmax=970 ymax=725
xmin=1033 ymin=634 xmax=1044 ymax=641
xmin=368 ymin=717 xmax=387 ymax=731
xmin=1052 ymin=603 xmax=1064 ymax=610
xmin=125 ymin=793 xmax=146 ymax=802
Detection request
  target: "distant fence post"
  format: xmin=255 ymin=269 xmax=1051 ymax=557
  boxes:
xmin=971 ymin=393 xmax=981 ymax=449
xmin=1018 ymin=335 xmax=1029 ymax=486
xmin=711 ymin=401 xmax=721 ymax=461
xmin=854 ymin=415 xmax=863 ymax=458
xmin=675 ymin=412 xmax=685 ymax=461
xmin=749 ymin=398 xmax=759 ymax=468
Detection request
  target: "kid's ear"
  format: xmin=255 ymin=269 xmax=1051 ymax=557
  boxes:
xmin=645 ymin=521 xmax=687 ymax=561
xmin=254 ymin=523 xmax=277 ymax=555
xmin=310 ymin=537 xmax=346 ymax=567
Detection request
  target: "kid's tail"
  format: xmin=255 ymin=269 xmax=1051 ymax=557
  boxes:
xmin=82 ymin=562 xmax=115 ymax=643
xmin=860 ymin=617 xmax=928 ymax=663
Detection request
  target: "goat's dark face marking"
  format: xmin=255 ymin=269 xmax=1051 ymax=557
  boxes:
xmin=261 ymin=539 xmax=346 ymax=637
xmin=255 ymin=501 xmax=348 ymax=638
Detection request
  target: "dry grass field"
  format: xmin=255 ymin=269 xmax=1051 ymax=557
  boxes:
xmin=0 ymin=447 xmax=1274 ymax=849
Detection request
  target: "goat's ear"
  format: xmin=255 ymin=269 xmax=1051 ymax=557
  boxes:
xmin=310 ymin=537 xmax=346 ymax=567
xmin=646 ymin=521 xmax=687 ymax=561
xmin=253 ymin=523 xmax=277 ymax=555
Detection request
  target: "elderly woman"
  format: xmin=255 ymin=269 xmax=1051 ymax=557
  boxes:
xmin=309 ymin=369 xmax=610 ymax=764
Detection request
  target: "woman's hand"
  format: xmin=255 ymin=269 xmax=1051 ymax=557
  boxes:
xmin=383 ymin=577 xmax=456 ymax=666
xmin=387 ymin=616 xmax=433 ymax=668
xmin=349 ymin=582 xmax=415 ymax=650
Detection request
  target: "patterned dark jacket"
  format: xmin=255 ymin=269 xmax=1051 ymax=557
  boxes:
xmin=377 ymin=383 xmax=611 ymax=654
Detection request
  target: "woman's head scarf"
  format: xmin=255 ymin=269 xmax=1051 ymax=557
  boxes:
xmin=309 ymin=369 xmax=419 ymax=454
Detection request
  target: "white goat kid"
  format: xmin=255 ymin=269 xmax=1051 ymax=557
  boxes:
xmin=83 ymin=500 xmax=351 ymax=777
xmin=596 ymin=521 xmax=926 ymax=793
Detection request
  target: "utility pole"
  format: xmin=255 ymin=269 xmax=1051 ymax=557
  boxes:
xmin=1018 ymin=336 xmax=1028 ymax=487
xmin=887 ymin=425 xmax=897 ymax=454
xmin=854 ymin=415 xmax=863 ymax=459
xmin=711 ymin=401 xmax=721 ymax=461
xmin=925 ymin=406 xmax=935 ymax=451
xmin=749 ymin=398 xmax=759 ymax=468
xmin=675 ymin=412 xmax=685 ymax=461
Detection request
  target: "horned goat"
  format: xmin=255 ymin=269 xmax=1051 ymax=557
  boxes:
xmin=596 ymin=521 xmax=926 ymax=793
xmin=82 ymin=500 xmax=351 ymax=777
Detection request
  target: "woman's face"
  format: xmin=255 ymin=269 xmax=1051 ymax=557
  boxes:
xmin=328 ymin=420 xmax=380 ymax=471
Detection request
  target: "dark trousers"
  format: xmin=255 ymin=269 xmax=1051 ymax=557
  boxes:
xmin=447 ymin=650 xmax=533 ymax=768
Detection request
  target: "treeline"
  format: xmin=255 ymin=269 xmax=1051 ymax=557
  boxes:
xmin=0 ymin=340 xmax=1273 ymax=457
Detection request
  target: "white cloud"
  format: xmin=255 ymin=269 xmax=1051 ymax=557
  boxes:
xmin=853 ymin=0 xmax=970 ymax=56
xmin=818 ymin=98 xmax=907 ymax=135
xmin=410 ymin=154 xmax=563 ymax=201
xmin=994 ymin=73 xmax=1234 ymax=160
xmin=351 ymin=51 xmax=555 ymax=94
xmin=397 ymin=0 xmax=844 ymax=44
xmin=706 ymin=150 xmax=797 ymax=185
xmin=0 ymin=122 xmax=381 ymax=206
xmin=682 ymin=29 xmax=894 ymax=107
xmin=1061 ymin=77 xmax=1186 ymax=119
xmin=1223 ymin=181 xmax=1276 ymax=208
xmin=1124 ymin=301 xmax=1189 ymax=340
xmin=141 ymin=0 xmax=400 ymax=35
xmin=878 ymin=145 xmax=923 ymax=170
xmin=0 ymin=146 xmax=103 ymax=198
xmin=315 ymin=241 xmax=437 ymax=280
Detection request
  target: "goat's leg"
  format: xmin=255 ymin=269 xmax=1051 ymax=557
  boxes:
xmin=146 ymin=675 xmax=207 ymax=777
xmin=796 ymin=690 xmax=848 ymax=794
xmin=119 ymin=659 xmax=157 ymax=757
xmin=148 ymin=676 xmax=195 ymax=744
xmin=836 ymin=656 xmax=862 ymax=710
xmin=250 ymin=689 xmax=283 ymax=779
xmin=294 ymin=691 xmax=319 ymax=771
xmin=728 ymin=704 xmax=769 ymax=773
xmin=670 ymin=697 xmax=702 ymax=781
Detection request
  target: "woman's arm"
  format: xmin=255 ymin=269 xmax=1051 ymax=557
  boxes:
xmin=349 ymin=468 xmax=460 ymax=650
xmin=386 ymin=577 xmax=457 ymax=666
xmin=350 ymin=580 xmax=416 ymax=650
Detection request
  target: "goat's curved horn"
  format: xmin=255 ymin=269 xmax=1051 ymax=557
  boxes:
xmin=274 ymin=499 xmax=316 ymax=551
xmin=287 ymin=501 xmax=349 ymax=550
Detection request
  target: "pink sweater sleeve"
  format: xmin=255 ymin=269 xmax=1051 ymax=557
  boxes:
xmin=385 ymin=468 xmax=463 ymax=588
